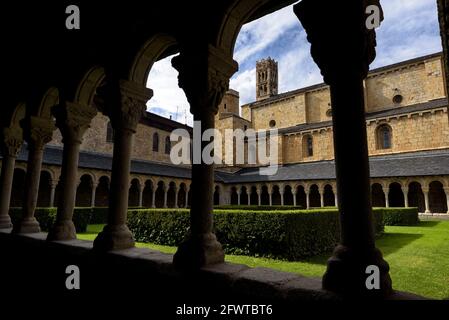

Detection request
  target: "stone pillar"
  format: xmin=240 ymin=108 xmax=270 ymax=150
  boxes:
xmin=172 ymin=45 xmax=237 ymax=269
xmin=93 ymin=80 xmax=153 ymax=251
xmin=382 ymin=184 xmax=390 ymax=208
xmin=319 ymin=185 xmax=325 ymax=208
xmin=91 ymin=181 xmax=98 ymax=207
xmin=0 ymin=128 xmax=23 ymax=229
xmin=163 ymin=185 xmax=168 ymax=208
xmin=151 ymin=188 xmax=156 ymax=208
xmin=13 ymin=116 xmax=55 ymax=234
xmin=138 ymin=185 xmax=143 ymax=207
xmin=47 ymin=102 xmax=97 ymax=240
xmin=422 ymin=187 xmax=431 ymax=214
xmin=257 ymin=187 xmax=261 ymax=206
xmin=295 ymin=0 xmax=392 ymax=297
xmin=237 ymin=188 xmax=241 ymax=206
xmin=293 ymin=190 xmax=297 ymax=207
xmin=334 ymin=188 xmax=338 ymax=208
xmin=444 ymin=187 xmax=449 ymax=214
xmin=174 ymin=186 xmax=179 ymax=208
xmin=305 ymin=190 xmax=310 ymax=209
xmin=49 ymin=180 xmax=58 ymax=207
xmin=268 ymin=186 xmax=273 ymax=206
xmin=403 ymin=185 xmax=409 ymax=208
xmin=280 ymin=189 xmax=284 ymax=206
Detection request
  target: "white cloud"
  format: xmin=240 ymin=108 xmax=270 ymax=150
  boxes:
xmin=146 ymin=54 xmax=193 ymax=126
xmin=234 ymin=5 xmax=301 ymax=65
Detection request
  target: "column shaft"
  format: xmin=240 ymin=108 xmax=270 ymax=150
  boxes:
xmin=13 ymin=143 xmax=44 ymax=233
xmin=49 ymin=182 xmax=57 ymax=207
xmin=91 ymin=184 xmax=97 ymax=207
xmin=0 ymin=155 xmax=16 ymax=228
xmin=423 ymin=189 xmax=431 ymax=213
xmin=47 ymin=141 xmax=81 ymax=240
xmin=163 ymin=188 xmax=168 ymax=208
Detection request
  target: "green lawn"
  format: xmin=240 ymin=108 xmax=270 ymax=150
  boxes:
xmin=78 ymin=221 xmax=449 ymax=299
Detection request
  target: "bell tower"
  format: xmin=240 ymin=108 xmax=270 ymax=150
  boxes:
xmin=256 ymin=57 xmax=278 ymax=101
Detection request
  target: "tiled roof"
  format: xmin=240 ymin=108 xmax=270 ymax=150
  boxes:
xmin=10 ymin=146 xmax=449 ymax=184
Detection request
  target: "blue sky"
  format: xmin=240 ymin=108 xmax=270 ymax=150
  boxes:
xmin=146 ymin=0 xmax=442 ymax=126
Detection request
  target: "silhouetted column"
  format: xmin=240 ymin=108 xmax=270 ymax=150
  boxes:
xmin=292 ymin=189 xmax=297 ymax=207
xmin=47 ymin=102 xmax=96 ymax=241
xmin=49 ymin=180 xmax=58 ymax=207
xmin=237 ymin=188 xmax=241 ymax=205
xmin=280 ymin=188 xmax=284 ymax=206
xmin=295 ymin=0 xmax=392 ymax=297
xmin=422 ymin=187 xmax=431 ymax=214
xmin=257 ymin=187 xmax=261 ymax=206
xmin=0 ymin=128 xmax=23 ymax=229
xmin=13 ymin=116 xmax=55 ymax=234
xmin=334 ymin=188 xmax=338 ymax=208
xmin=172 ymin=45 xmax=237 ymax=269
xmin=91 ymin=181 xmax=97 ymax=207
xmin=94 ymin=80 xmax=153 ymax=251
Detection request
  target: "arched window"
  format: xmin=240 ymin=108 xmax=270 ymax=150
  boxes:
xmin=376 ymin=124 xmax=392 ymax=150
xmin=165 ymin=136 xmax=171 ymax=154
xmin=302 ymin=134 xmax=313 ymax=157
xmin=106 ymin=121 xmax=114 ymax=143
xmin=152 ymin=132 xmax=159 ymax=152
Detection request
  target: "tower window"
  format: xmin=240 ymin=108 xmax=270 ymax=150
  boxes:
xmin=106 ymin=121 xmax=114 ymax=143
xmin=326 ymin=109 xmax=332 ymax=117
xmin=224 ymin=103 xmax=227 ymax=110
xmin=302 ymin=134 xmax=313 ymax=157
xmin=153 ymin=132 xmax=159 ymax=152
xmin=376 ymin=124 xmax=392 ymax=150
xmin=165 ymin=136 xmax=171 ymax=154
xmin=269 ymin=120 xmax=276 ymax=128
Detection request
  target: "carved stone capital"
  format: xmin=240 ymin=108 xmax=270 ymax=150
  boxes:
xmin=102 ymin=80 xmax=153 ymax=133
xmin=172 ymin=45 xmax=238 ymax=115
xmin=2 ymin=126 xmax=23 ymax=157
xmin=52 ymin=101 xmax=97 ymax=144
xmin=26 ymin=116 xmax=56 ymax=150
xmin=294 ymin=0 xmax=384 ymax=84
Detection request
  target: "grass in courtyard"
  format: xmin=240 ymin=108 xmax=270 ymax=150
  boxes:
xmin=78 ymin=221 xmax=449 ymax=300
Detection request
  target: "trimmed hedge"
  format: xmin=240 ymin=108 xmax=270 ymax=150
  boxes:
xmin=127 ymin=208 xmax=385 ymax=260
xmin=214 ymin=205 xmax=304 ymax=211
xmin=9 ymin=207 xmax=91 ymax=232
xmin=375 ymin=207 xmax=419 ymax=226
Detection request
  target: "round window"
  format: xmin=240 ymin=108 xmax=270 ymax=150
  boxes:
xmin=326 ymin=109 xmax=332 ymax=117
xmin=269 ymin=120 xmax=276 ymax=128
xmin=392 ymin=94 xmax=403 ymax=104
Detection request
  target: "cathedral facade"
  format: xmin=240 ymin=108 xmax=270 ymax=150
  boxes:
xmin=5 ymin=53 xmax=449 ymax=214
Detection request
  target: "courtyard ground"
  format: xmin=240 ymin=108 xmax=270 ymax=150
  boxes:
xmin=78 ymin=220 xmax=449 ymax=299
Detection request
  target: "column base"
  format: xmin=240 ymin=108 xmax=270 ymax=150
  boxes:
xmin=322 ymin=244 xmax=393 ymax=298
xmin=12 ymin=217 xmax=41 ymax=234
xmin=0 ymin=215 xmax=13 ymax=229
xmin=47 ymin=220 xmax=77 ymax=241
xmin=173 ymin=232 xmax=224 ymax=270
xmin=93 ymin=224 xmax=135 ymax=251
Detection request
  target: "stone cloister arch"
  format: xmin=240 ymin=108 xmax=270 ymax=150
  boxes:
xmin=95 ymin=176 xmax=110 ymax=207
xmin=76 ymin=174 xmax=94 ymax=207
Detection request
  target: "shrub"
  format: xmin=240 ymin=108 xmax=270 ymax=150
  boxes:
xmin=214 ymin=205 xmax=304 ymax=211
xmin=8 ymin=207 xmax=91 ymax=232
xmin=376 ymin=207 xmax=419 ymax=226
xmin=128 ymin=208 xmax=385 ymax=260
xmin=89 ymin=207 xmax=110 ymax=224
